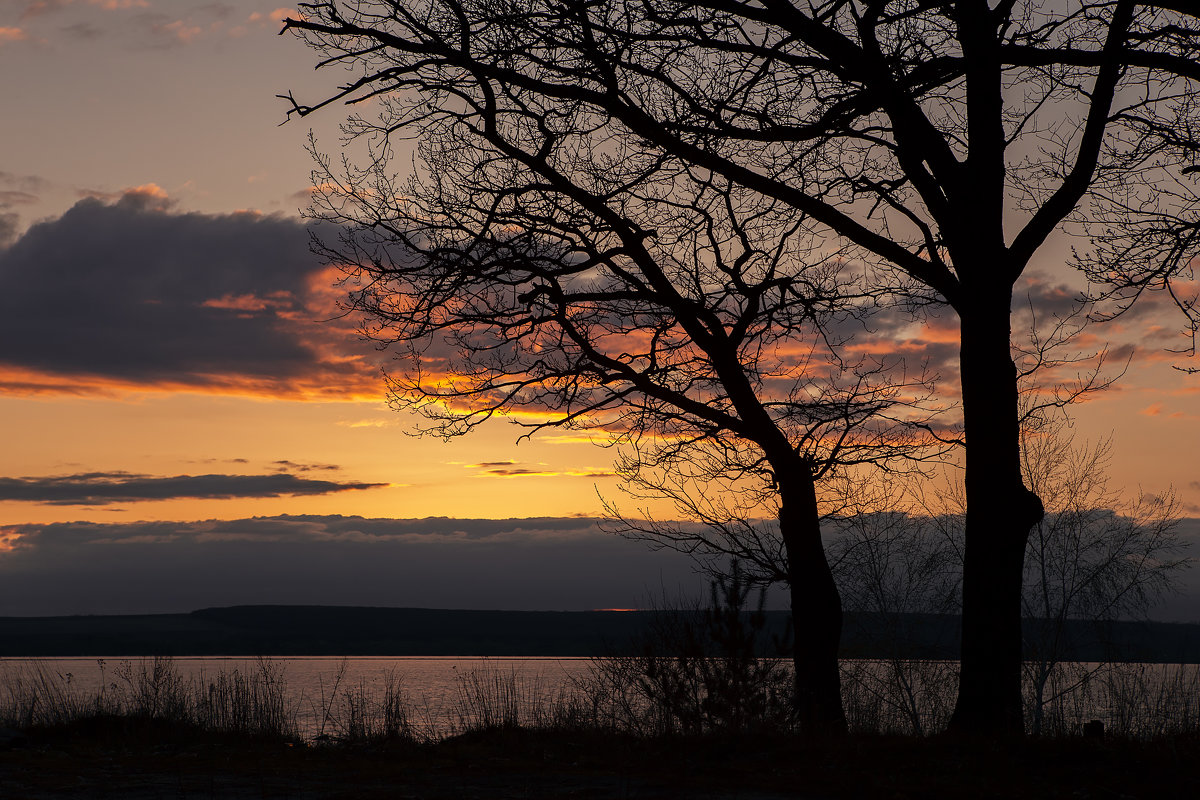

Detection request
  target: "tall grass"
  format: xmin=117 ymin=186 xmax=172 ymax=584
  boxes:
xmin=0 ymin=657 xmax=299 ymax=741
xmin=309 ymin=659 xmax=420 ymax=742
xmin=840 ymin=659 xmax=958 ymax=735
xmin=2 ymin=656 xmax=1198 ymax=743
xmin=1029 ymin=661 xmax=1200 ymax=738
xmin=448 ymin=662 xmax=585 ymax=733
xmin=838 ymin=658 xmax=1200 ymax=738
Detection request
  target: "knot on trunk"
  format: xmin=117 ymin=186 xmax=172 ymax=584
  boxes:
xmin=1018 ymin=484 xmax=1045 ymax=531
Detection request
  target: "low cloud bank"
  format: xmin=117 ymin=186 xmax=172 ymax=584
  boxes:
xmin=0 ymin=514 xmax=1194 ymax=621
xmin=0 ymin=515 xmax=712 ymax=616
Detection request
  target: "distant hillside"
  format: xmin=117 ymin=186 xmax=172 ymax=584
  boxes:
xmin=0 ymin=605 xmax=1198 ymax=661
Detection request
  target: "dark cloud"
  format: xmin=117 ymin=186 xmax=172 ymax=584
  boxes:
xmin=0 ymin=214 xmax=17 ymax=249
xmin=271 ymin=460 xmax=340 ymax=473
xmin=0 ymin=171 xmax=48 ymax=194
xmin=482 ymin=468 xmax=556 ymax=476
xmin=0 ymin=471 xmax=385 ymax=505
xmin=0 ymin=514 xmax=1193 ymax=619
xmin=1014 ymin=272 xmax=1090 ymax=322
xmin=464 ymin=461 xmax=615 ymax=478
xmin=59 ymin=20 xmax=101 ymax=39
xmin=0 ymin=515 xmax=712 ymax=615
xmin=0 ymin=189 xmax=380 ymax=396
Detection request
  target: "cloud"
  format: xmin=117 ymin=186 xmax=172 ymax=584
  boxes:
xmin=0 ymin=514 xmax=711 ymax=615
xmin=59 ymin=20 xmax=100 ymax=38
xmin=18 ymin=0 xmax=146 ymax=19
xmin=0 ymin=191 xmax=38 ymax=207
xmin=0 ymin=188 xmax=382 ymax=398
xmin=150 ymin=16 xmax=203 ymax=43
xmin=270 ymin=460 xmax=340 ymax=473
xmin=0 ymin=171 xmax=49 ymax=194
xmin=1014 ymin=272 xmax=1089 ymax=322
xmin=0 ymin=514 xmax=1193 ymax=618
xmin=0 ymin=26 xmax=28 ymax=42
xmin=465 ymin=461 xmax=617 ymax=479
xmin=0 ymin=214 xmax=17 ymax=249
xmin=0 ymin=471 xmax=385 ymax=505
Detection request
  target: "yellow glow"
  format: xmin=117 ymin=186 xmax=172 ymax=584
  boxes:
xmin=0 ymin=392 xmax=664 ymax=527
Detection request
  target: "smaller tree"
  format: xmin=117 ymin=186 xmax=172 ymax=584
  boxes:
xmin=1020 ymin=420 xmax=1189 ymax=736
xmin=825 ymin=481 xmax=962 ymax=735
xmin=586 ymin=563 xmax=794 ymax=736
xmin=825 ymin=414 xmax=1188 ymax=736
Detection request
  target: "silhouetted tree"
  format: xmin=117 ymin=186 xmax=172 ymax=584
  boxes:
xmin=283 ymin=1 xmax=1200 ymax=735
xmin=281 ymin=22 xmax=936 ymax=736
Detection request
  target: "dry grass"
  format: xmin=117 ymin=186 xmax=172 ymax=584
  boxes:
xmin=2 ymin=655 xmax=1199 ymax=744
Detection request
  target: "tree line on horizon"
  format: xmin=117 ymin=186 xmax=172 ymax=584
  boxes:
xmin=279 ymin=0 xmax=1199 ymax=737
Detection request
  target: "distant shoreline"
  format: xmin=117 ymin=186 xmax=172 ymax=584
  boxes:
xmin=1 ymin=605 xmax=1199 ymax=661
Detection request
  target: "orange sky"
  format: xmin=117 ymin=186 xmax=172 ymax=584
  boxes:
xmin=0 ymin=1 xmax=1196 ymax=616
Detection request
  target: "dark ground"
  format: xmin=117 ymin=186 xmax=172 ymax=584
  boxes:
xmin=1 ymin=721 xmax=1196 ymax=799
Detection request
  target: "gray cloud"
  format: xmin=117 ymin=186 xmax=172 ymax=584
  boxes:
xmin=0 ymin=514 xmax=1193 ymax=619
xmin=0 ymin=172 xmax=49 ymax=194
xmin=1014 ymin=272 xmax=1090 ymax=322
xmin=0 ymin=472 xmax=385 ymax=505
xmin=0 ymin=189 xmax=380 ymax=396
xmin=0 ymin=214 xmax=17 ymax=249
xmin=271 ymin=460 xmax=340 ymax=473
xmin=0 ymin=191 xmax=38 ymax=207
xmin=0 ymin=515 xmax=711 ymax=615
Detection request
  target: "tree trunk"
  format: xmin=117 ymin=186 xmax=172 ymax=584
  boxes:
xmin=778 ymin=466 xmax=847 ymax=734
xmin=948 ymin=297 xmax=1044 ymax=737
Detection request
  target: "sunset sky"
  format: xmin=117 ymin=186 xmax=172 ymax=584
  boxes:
xmin=0 ymin=1 xmax=1197 ymax=618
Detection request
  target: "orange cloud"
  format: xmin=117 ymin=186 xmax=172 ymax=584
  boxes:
xmin=155 ymin=18 xmax=203 ymax=43
xmin=0 ymin=526 xmax=21 ymax=552
xmin=89 ymin=0 xmax=149 ymax=9
xmin=202 ymin=292 xmax=296 ymax=313
xmin=1141 ymin=403 xmax=1164 ymax=416
xmin=913 ymin=319 xmax=960 ymax=344
xmin=0 ymin=27 xmax=28 ymax=42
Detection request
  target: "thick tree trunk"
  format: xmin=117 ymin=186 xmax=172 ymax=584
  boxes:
xmin=778 ymin=466 xmax=847 ymax=734
xmin=948 ymin=298 xmax=1044 ymax=737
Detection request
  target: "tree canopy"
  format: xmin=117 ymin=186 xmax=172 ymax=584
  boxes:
xmin=284 ymin=0 xmax=1200 ymax=735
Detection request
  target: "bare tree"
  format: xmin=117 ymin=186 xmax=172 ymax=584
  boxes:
xmin=1072 ymin=100 xmax=1200 ymax=371
xmin=283 ymin=54 xmax=935 ymax=733
xmin=1020 ymin=420 xmax=1188 ymax=735
xmin=282 ymin=1 xmax=1200 ymax=735
xmin=825 ymin=482 xmax=962 ymax=736
xmin=827 ymin=415 xmax=1188 ymax=736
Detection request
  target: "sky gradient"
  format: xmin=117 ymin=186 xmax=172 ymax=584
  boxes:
xmin=0 ymin=1 xmax=1197 ymax=619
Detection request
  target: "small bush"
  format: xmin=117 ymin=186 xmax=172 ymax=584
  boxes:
xmin=581 ymin=565 xmax=794 ymax=737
